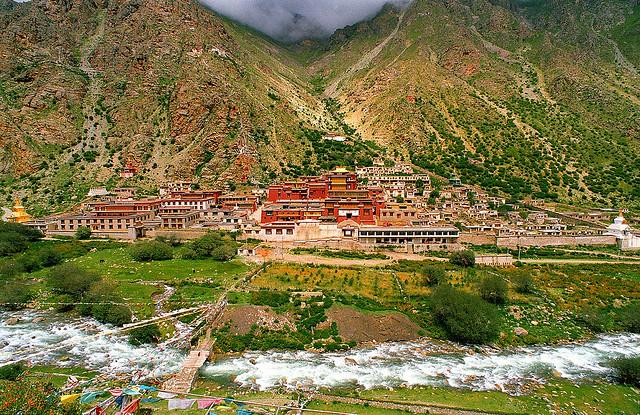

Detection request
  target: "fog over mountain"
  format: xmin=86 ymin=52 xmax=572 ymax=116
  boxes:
xmin=199 ymin=0 xmax=412 ymax=42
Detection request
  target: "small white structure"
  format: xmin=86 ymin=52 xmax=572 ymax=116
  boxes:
xmin=88 ymin=187 xmax=110 ymax=197
xmin=605 ymin=210 xmax=640 ymax=251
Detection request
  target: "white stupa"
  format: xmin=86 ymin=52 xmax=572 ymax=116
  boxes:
xmin=605 ymin=209 xmax=640 ymax=250
xmin=605 ymin=209 xmax=632 ymax=239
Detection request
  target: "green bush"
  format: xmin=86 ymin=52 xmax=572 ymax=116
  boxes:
xmin=77 ymin=281 xmax=131 ymax=326
xmin=511 ymin=273 xmax=535 ymax=294
xmin=37 ymin=248 xmax=62 ymax=267
xmin=430 ymin=285 xmax=501 ymax=344
xmin=478 ymin=275 xmax=508 ymax=304
xmin=129 ymin=324 xmax=162 ymax=345
xmin=0 ymin=362 xmax=25 ymax=381
xmin=0 ymin=282 xmax=34 ymax=311
xmin=449 ymin=250 xmax=476 ymax=267
xmin=421 ymin=265 xmax=446 ymax=286
xmin=47 ymin=264 xmax=100 ymax=299
xmin=129 ymin=241 xmax=173 ymax=262
xmin=620 ymin=302 xmax=640 ymax=333
xmin=577 ymin=307 xmax=610 ymax=333
xmin=610 ymin=357 xmax=640 ymax=387
xmin=75 ymin=226 xmax=92 ymax=240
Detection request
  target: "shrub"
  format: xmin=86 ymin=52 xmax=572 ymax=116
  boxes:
xmin=0 ymin=282 xmax=34 ymax=310
xmin=0 ymin=362 xmax=25 ymax=381
xmin=610 ymin=357 xmax=640 ymax=387
xmin=430 ymin=285 xmax=501 ymax=344
xmin=449 ymin=250 xmax=475 ymax=267
xmin=47 ymin=264 xmax=100 ymax=299
xmin=251 ymin=291 xmax=290 ymax=307
xmin=620 ymin=302 xmax=640 ymax=333
xmin=75 ymin=226 xmax=92 ymax=240
xmin=129 ymin=324 xmax=162 ymax=345
xmin=0 ymin=379 xmax=81 ymax=414
xmin=129 ymin=241 xmax=173 ymax=262
xmin=37 ymin=248 xmax=62 ymax=267
xmin=577 ymin=306 xmax=610 ymax=333
xmin=421 ymin=266 xmax=447 ymax=286
xmin=77 ymin=281 xmax=132 ymax=326
xmin=478 ymin=275 xmax=508 ymax=304
xmin=511 ymin=273 xmax=534 ymax=293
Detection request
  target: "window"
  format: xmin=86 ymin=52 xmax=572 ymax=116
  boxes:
xmin=286 ymin=229 xmax=293 ymax=235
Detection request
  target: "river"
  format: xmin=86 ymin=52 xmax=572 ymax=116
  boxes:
xmin=2 ymin=311 xmax=639 ymax=392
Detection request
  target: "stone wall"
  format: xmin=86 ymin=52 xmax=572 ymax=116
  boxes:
xmin=620 ymin=237 xmax=640 ymax=251
xmin=460 ymin=232 xmax=497 ymax=246
xmin=147 ymin=229 xmax=209 ymax=240
xmin=496 ymin=235 xmax=616 ymax=248
xmin=476 ymin=254 xmax=514 ymax=267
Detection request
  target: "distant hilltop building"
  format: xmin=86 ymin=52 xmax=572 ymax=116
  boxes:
xmin=322 ymin=132 xmax=347 ymax=142
xmin=605 ymin=210 xmax=640 ymax=251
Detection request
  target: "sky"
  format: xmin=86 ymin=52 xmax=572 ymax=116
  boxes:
xmin=199 ymin=0 xmax=412 ymax=43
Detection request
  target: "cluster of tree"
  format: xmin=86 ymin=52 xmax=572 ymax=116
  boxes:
xmin=180 ymin=231 xmax=238 ymax=261
xmin=47 ymin=264 xmax=131 ymax=326
xmin=0 ymin=222 xmax=42 ymax=257
xmin=129 ymin=240 xmax=173 ymax=262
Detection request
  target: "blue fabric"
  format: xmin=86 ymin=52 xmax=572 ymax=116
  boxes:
xmin=115 ymin=396 xmax=124 ymax=406
xmin=141 ymin=397 xmax=161 ymax=403
xmin=79 ymin=391 xmax=105 ymax=404
xmin=122 ymin=388 xmax=142 ymax=396
xmin=236 ymin=409 xmax=253 ymax=415
xmin=138 ymin=385 xmax=158 ymax=392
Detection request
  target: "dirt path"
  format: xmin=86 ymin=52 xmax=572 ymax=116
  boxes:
xmin=311 ymin=393 xmax=502 ymax=415
xmin=519 ymin=258 xmax=640 ymax=265
xmin=268 ymin=251 xmax=429 ymax=267
xmin=325 ymin=6 xmax=408 ymax=98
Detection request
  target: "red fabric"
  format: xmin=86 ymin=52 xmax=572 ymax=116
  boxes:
xmin=115 ymin=399 xmax=140 ymax=415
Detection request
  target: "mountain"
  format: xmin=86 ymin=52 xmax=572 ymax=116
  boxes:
xmin=0 ymin=0 xmax=639 ymax=214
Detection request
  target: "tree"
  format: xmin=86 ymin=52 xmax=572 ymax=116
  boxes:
xmin=478 ymin=275 xmax=508 ymax=304
xmin=47 ymin=264 xmax=100 ymax=299
xmin=0 ymin=222 xmax=42 ymax=257
xmin=37 ymin=248 xmax=62 ymax=267
xmin=129 ymin=240 xmax=173 ymax=262
xmin=430 ymin=285 xmax=501 ymax=344
xmin=75 ymin=226 xmax=92 ymax=240
xmin=185 ymin=232 xmax=238 ymax=260
xmin=0 ymin=282 xmax=34 ymax=311
xmin=450 ymin=250 xmax=475 ymax=267
xmin=421 ymin=266 xmax=446 ymax=286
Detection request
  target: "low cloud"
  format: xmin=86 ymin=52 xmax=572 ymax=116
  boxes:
xmin=200 ymin=0 xmax=411 ymax=43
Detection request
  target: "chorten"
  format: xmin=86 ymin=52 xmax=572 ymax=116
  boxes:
xmin=605 ymin=209 xmax=631 ymax=239
xmin=9 ymin=198 xmax=31 ymax=224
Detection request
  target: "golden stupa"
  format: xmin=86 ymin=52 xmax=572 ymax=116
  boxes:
xmin=9 ymin=198 xmax=31 ymax=224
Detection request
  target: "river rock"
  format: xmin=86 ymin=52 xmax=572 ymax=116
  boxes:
xmin=33 ymin=317 xmax=46 ymax=323
xmin=344 ymin=357 xmax=358 ymax=366
xmin=514 ymin=327 xmax=528 ymax=336
xmin=5 ymin=317 xmax=19 ymax=325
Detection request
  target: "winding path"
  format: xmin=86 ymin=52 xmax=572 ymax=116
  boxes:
xmin=325 ymin=7 xmax=408 ymax=98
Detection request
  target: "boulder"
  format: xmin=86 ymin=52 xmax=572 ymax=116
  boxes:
xmin=5 ymin=317 xmax=19 ymax=326
xmin=514 ymin=327 xmax=528 ymax=336
xmin=33 ymin=317 xmax=46 ymax=323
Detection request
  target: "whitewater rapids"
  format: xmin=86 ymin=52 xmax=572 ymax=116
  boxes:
xmin=2 ymin=311 xmax=639 ymax=393
xmin=0 ymin=311 xmax=183 ymax=380
xmin=204 ymin=334 xmax=640 ymax=392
